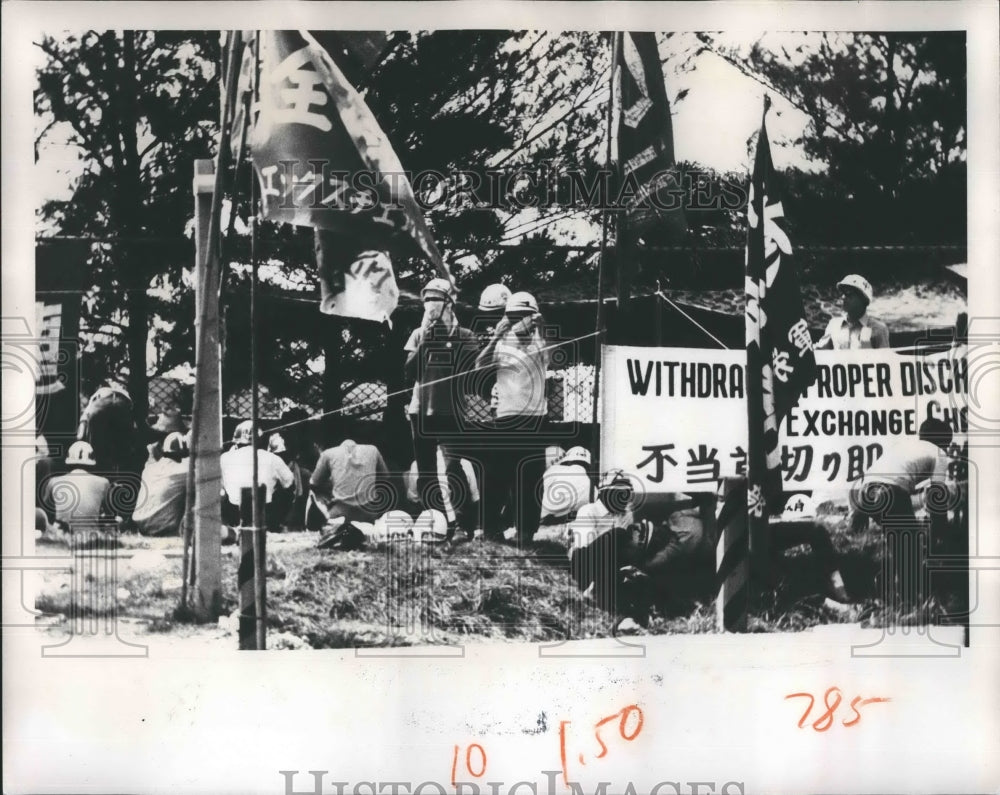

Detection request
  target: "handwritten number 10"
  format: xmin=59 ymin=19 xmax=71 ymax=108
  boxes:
xmin=785 ymin=687 xmax=891 ymax=732
xmin=451 ymin=744 xmax=487 ymax=785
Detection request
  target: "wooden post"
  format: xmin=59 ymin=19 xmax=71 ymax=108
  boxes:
xmin=191 ymin=158 xmax=223 ymax=621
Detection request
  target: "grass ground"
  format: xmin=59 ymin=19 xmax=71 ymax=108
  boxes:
xmin=34 ymin=504 xmax=969 ymax=650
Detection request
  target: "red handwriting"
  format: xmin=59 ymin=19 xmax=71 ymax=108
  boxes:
xmin=784 ymin=687 xmax=891 ymax=732
xmin=450 ymin=743 xmax=487 ymax=787
xmin=559 ymin=704 xmax=644 ymax=785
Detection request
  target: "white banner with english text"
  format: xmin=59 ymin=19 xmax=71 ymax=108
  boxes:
xmin=600 ymin=345 xmax=968 ymax=492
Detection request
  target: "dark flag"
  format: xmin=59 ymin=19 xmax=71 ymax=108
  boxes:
xmin=245 ymin=30 xmax=450 ymax=322
xmin=745 ymin=98 xmax=817 ymax=518
xmin=614 ymin=31 xmax=687 ymax=305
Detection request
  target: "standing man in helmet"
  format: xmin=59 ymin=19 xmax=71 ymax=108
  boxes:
xmin=475 ymin=291 xmax=550 ymax=544
xmin=457 ymin=283 xmax=513 ymax=537
xmin=473 ymin=283 xmax=512 ymax=346
xmin=40 ymin=441 xmax=114 ymax=533
xmin=404 ymin=277 xmax=479 ymax=537
xmin=816 ymin=274 xmax=890 ymax=350
xmin=220 ymin=420 xmax=294 ymax=533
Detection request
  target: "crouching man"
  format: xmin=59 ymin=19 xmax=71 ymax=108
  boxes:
xmin=567 ymin=471 xmax=660 ymax=631
xmin=569 ymin=471 xmax=723 ymax=631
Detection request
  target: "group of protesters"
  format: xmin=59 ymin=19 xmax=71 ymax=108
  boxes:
xmin=34 ymin=272 xmax=967 ymax=629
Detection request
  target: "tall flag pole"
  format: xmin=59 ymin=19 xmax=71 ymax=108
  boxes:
xmin=589 ymin=31 xmax=621 ymax=497
xmin=718 ymin=96 xmax=817 ymax=632
xmin=248 ymin=31 xmax=266 ymax=651
xmin=246 ymin=30 xmax=452 ymax=323
xmin=614 ymin=31 xmax=687 ymax=313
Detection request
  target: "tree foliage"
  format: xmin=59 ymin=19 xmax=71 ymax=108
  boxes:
xmin=35 ymin=29 xmax=967 ymax=410
xmin=35 ymin=30 xmax=220 ymax=417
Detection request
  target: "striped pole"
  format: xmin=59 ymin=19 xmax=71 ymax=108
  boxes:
xmin=715 ymin=477 xmax=749 ymax=632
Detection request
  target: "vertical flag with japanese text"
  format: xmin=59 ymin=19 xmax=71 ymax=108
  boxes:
xmin=744 ymin=100 xmax=817 ymax=517
xmin=245 ymin=30 xmax=450 ymax=322
xmin=614 ymin=31 xmax=687 ymax=305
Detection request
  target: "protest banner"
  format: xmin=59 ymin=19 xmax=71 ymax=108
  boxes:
xmin=601 ymin=345 xmax=968 ymax=492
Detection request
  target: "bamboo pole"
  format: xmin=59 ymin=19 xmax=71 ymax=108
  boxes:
xmin=185 ymin=32 xmax=245 ymax=621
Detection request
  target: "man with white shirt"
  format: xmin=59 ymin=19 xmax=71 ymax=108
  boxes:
xmin=41 ymin=441 xmax=113 ymax=533
xmin=133 ymin=431 xmax=188 ymax=536
xmin=220 ymin=420 xmax=294 ymax=532
xmin=855 ymin=418 xmax=953 ymax=527
xmin=540 ymin=446 xmax=593 ymax=524
xmin=816 ymin=274 xmax=890 ymax=350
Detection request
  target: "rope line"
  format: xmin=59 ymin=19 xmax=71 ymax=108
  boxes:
xmin=656 ymin=290 xmax=731 ymax=350
xmin=262 ymin=330 xmax=601 ymax=434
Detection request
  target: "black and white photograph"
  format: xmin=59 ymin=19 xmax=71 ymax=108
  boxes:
xmin=29 ymin=24 xmax=971 ymax=646
xmin=5 ymin=2 xmax=1000 ymax=793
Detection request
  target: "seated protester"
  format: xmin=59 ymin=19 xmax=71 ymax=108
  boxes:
xmin=40 ymin=441 xmax=114 ymax=533
xmin=133 ymin=431 xmax=188 ymax=537
xmin=268 ymin=432 xmax=307 ymax=532
xmin=36 ymin=434 xmax=56 ymax=512
xmin=568 ymin=470 xmax=655 ymax=627
xmin=853 ymin=417 xmax=954 ymax=613
xmin=146 ymin=410 xmax=187 ymax=464
xmin=35 ymin=506 xmax=53 ymax=538
xmin=540 ymin=446 xmax=593 ymax=525
xmin=220 ymin=421 xmax=294 ymax=532
xmin=854 ymin=418 xmax=953 ymax=529
xmin=766 ymin=492 xmax=850 ymax=604
xmin=640 ymin=495 xmax=716 ymax=610
xmin=308 ymin=438 xmax=391 ymax=528
xmin=570 ymin=473 xmax=722 ymax=626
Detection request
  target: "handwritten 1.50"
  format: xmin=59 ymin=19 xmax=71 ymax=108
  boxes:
xmin=559 ymin=704 xmax=644 ymax=786
xmin=450 ymin=704 xmax=644 ymax=789
xmin=784 ymin=687 xmax=890 ymax=732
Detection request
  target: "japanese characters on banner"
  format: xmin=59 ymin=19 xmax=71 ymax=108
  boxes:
xmin=601 ymin=345 xmax=968 ymax=492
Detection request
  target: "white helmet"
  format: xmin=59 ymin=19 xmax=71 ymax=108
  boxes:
xmin=162 ymin=431 xmax=187 ymax=459
xmin=836 ymin=274 xmax=874 ymax=304
xmin=505 ymin=291 xmax=539 ymax=315
xmin=412 ymin=508 xmax=448 ymax=543
xmin=232 ymin=420 xmax=254 ymax=446
xmin=66 ymin=440 xmax=96 ymax=467
xmin=598 ymin=469 xmax=633 ymax=492
xmin=560 ymin=446 xmax=592 ymax=466
xmin=421 ymin=277 xmax=456 ymax=302
xmin=267 ymin=433 xmax=287 ymax=454
xmin=478 ymin=283 xmax=511 ymax=312
xmin=374 ymin=510 xmax=415 ymax=543
xmin=780 ymin=493 xmax=817 ymax=519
